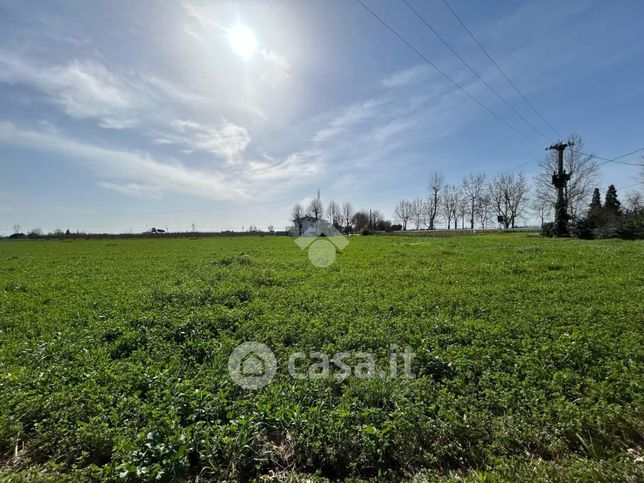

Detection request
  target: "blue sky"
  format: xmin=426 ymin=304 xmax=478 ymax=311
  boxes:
xmin=0 ymin=0 xmax=642 ymax=234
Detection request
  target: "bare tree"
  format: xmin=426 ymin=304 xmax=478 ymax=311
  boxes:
xmin=442 ymin=184 xmax=461 ymax=229
xmin=457 ymin=197 xmax=467 ymax=229
xmin=327 ymin=200 xmax=341 ymax=227
xmin=536 ymin=135 xmax=598 ymax=220
xmin=531 ymin=188 xmax=553 ymax=227
xmin=393 ymin=199 xmax=414 ymax=231
xmin=462 ymin=172 xmax=486 ymax=229
xmin=411 ymin=197 xmax=424 ymax=230
xmin=452 ymin=187 xmax=463 ymax=229
xmin=489 ymin=178 xmax=510 ymax=229
xmin=292 ymin=203 xmax=304 ymax=219
xmin=352 ymin=211 xmax=369 ymax=231
xmin=508 ymin=174 xmax=529 ymax=227
xmin=476 ymin=193 xmax=492 ymax=229
xmin=307 ymin=190 xmax=323 ymax=220
xmin=625 ymin=192 xmax=642 ymax=214
xmin=370 ymin=210 xmax=385 ymax=230
xmin=292 ymin=203 xmax=304 ymax=235
xmin=442 ymin=186 xmax=453 ymax=229
xmin=341 ymin=202 xmax=354 ymax=231
xmin=425 ymin=172 xmax=444 ymax=229
xmin=489 ymin=173 xmax=529 ymax=229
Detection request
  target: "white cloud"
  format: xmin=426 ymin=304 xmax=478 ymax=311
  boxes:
xmin=98 ymin=117 xmax=139 ymax=130
xmin=0 ymin=51 xmax=256 ymax=136
xmin=246 ymin=150 xmax=323 ymax=182
xmin=370 ymin=118 xmax=415 ymax=145
xmin=380 ymin=64 xmax=432 ymax=88
xmin=0 ymin=51 xmax=140 ymax=128
xmin=49 ymin=61 xmax=134 ymax=119
xmin=98 ymin=182 xmax=163 ymax=199
xmin=171 ymin=119 xmax=201 ymax=132
xmin=0 ymin=121 xmax=322 ymax=201
xmin=312 ymin=98 xmax=390 ymax=144
xmin=169 ymin=118 xmax=251 ymax=160
xmin=258 ymin=48 xmax=291 ymax=87
xmin=297 ymin=64 xmax=479 ymax=181
xmin=152 ymin=138 xmax=174 ymax=145
xmin=0 ymin=121 xmax=245 ymax=201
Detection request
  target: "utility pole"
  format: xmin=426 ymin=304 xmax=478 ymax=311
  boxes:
xmin=547 ymin=141 xmax=574 ymax=236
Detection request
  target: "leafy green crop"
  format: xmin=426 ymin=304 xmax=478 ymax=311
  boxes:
xmin=0 ymin=234 xmax=642 ymax=480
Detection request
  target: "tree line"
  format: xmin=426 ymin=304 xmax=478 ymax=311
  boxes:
xmin=291 ymin=191 xmax=395 ymax=234
xmin=393 ymin=135 xmax=603 ymax=231
xmin=290 ymin=136 xmax=643 ymax=235
xmin=560 ymin=184 xmax=643 ymax=239
xmin=393 ymin=170 xmax=530 ymax=231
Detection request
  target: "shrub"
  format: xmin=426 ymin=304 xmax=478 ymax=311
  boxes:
xmin=566 ymin=184 xmax=643 ymax=240
xmin=572 ymin=212 xmax=644 ymax=240
xmin=615 ymin=216 xmax=644 ymax=239
xmin=540 ymin=222 xmax=555 ymax=237
xmin=571 ymin=218 xmax=595 ymax=240
xmin=594 ymin=216 xmax=644 ymax=240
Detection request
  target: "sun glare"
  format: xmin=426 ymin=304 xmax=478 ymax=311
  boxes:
xmin=228 ymin=24 xmax=257 ymax=59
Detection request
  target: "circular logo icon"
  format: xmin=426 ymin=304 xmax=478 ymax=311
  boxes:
xmin=307 ymin=239 xmax=337 ymax=268
xmin=228 ymin=342 xmax=277 ymax=389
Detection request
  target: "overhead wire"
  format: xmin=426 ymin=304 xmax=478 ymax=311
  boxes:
xmin=439 ymin=0 xmax=562 ymax=138
xmin=401 ymin=0 xmax=551 ymax=142
xmin=500 ymin=147 xmax=644 ymax=175
xmin=572 ymin=147 xmax=644 ymax=167
xmin=500 ymin=157 xmax=541 ymax=174
xmin=357 ymin=1 xmax=643 ymax=178
xmin=354 ymin=0 xmax=544 ymax=148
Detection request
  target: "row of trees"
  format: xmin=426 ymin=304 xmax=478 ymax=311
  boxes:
xmin=394 ymin=171 xmax=532 ymax=230
xmin=291 ymin=169 xmax=531 ymax=235
xmin=393 ymin=135 xmax=642 ymax=231
xmin=568 ymin=184 xmax=643 ymax=239
xmin=291 ymin=191 xmax=396 ymax=234
xmin=289 ymin=136 xmax=642 ymax=234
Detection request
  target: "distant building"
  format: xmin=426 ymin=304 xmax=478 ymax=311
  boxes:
xmin=291 ymin=217 xmax=342 ymax=238
xmin=292 ymin=215 xmax=318 ymax=236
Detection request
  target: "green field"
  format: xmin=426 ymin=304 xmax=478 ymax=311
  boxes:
xmin=1 ymin=234 xmax=642 ymax=481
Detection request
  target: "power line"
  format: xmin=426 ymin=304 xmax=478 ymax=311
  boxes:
xmin=439 ymin=0 xmax=562 ymax=138
xmin=596 ymin=147 xmax=644 ymax=167
xmin=354 ymin=0 xmax=543 ymax=148
xmin=572 ymin=147 xmax=644 ymax=167
xmin=610 ymin=147 xmax=644 ymax=161
xmin=598 ymin=159 xmax=643 ymax=167
xmin=401 ymin=0 xmax=550 ymax=142
xmin=501 ymin=156 xmax=541 ymax=174
xmin=502 ymin=146 xmax=644 ymax=176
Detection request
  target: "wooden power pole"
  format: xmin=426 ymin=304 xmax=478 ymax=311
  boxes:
xmin=547 ymin=141 xmax=574 ymax=236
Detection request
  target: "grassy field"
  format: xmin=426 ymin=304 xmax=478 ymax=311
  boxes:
xmin=0 ymin=233 xmax=642 ymax=481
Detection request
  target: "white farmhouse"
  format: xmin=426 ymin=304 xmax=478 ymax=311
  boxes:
xmin=292 ymin=215 xmax=318 ymax=236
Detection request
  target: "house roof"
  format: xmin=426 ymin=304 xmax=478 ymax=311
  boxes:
xmin=294 ymin=215 xmax=318 ymax=222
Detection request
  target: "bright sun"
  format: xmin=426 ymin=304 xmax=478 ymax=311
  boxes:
xmin=228 ymin=24 xmax=257 ymax=59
